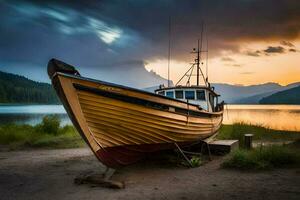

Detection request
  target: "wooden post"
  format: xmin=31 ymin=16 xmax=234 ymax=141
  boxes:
xmin=244 ymin=134 xmax=253 ymax=149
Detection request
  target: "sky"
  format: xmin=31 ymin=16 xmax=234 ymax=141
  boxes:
xmin=0 ymin=0 xmax=299 ymax=88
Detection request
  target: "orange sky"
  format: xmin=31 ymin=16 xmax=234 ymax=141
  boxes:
xmin=146 ymin=40 xmax=300 ymax=86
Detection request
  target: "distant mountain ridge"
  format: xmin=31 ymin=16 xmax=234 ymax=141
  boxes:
xmin=212 ymin=82 xmax=300 ymax=104
xmin=259 ymin=85 xmax=300 ymax=104
xmin=0 ymin=71 xmax=59 ymax=104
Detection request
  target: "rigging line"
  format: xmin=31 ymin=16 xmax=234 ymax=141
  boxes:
xmin=186 ymin=63 xmax=195 ymax=86
xmin=167 ymin=16 xmax=171 ymax=87
xmin=175 ymin=64 xmax=195 ymax=86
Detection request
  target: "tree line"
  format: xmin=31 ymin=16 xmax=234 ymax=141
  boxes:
xmin=0 ymin=71 xmax=60 ymax=104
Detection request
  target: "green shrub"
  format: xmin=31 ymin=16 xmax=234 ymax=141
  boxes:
xmin=222 ymin=145 xmax=300 ymax=170
xmin=0 ymin=115 xmax=84 ymax=149
xmin=190 ymin=156 xmax=202 ymax=167
xmin=36 ymin=115 xmax=60 ymax=135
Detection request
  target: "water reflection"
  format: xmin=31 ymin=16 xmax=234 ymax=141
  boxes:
xmin=223 ymin=105 xmax=300 ymax=131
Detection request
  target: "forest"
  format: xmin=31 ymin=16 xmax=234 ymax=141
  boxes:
xmin=0 ymin=71 xmax=59 ymax=104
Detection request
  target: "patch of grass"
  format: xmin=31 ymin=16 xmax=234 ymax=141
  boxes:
xmin=190 ymin=156 xmax=202 ymax=167
xmin=218 ymin=123 xmax=300 ymax=147
xmin=0 ymin=115 xmax=85 ymax=150
xmin=222 ymin=144 xmax=300 ymax=170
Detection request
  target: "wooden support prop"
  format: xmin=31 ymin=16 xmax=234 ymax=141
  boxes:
xmin=174 ymin=143 xmax=193 ymax=167
xmin=200 ymin=141 xmax=212 ymax=161
xmin=244 ymin=134 xmax=253 ymax=150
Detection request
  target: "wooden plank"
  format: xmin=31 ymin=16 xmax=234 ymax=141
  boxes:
xmin=208 ymin=140 xmax=239 ymax=154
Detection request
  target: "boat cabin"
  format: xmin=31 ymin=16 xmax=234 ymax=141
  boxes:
xmin=155 ymin=85 xmax=220 ymax=112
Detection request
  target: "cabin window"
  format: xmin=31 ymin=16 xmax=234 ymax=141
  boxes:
xmin=166 ymin=91 xmax=174 ymax=98
xmin=158 ymin=91 xmax=165 ymax=96
xmin=175 ymin=90 xmax=183 ymax=99
xmin=196 ymin=90 xmax=206 ymax=100
xmin=185 ymin=90 xmax=195 ymax=100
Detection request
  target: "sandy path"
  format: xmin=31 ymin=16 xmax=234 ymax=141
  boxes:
xmin=0 ymin=148 xmax=299 ymax=200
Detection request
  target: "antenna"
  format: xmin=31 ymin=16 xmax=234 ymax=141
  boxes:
xmin=167 ymin=16 xmax=171 ymax=87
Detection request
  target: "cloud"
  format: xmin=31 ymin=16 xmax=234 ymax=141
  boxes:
xmin=1 ymin=0 xmax=300 ymax=83
xmin=280 ymin=41 xmax=295 ymax=47
xmin=263 ymin=46 xmax=285 ymax=54
xmin=245 ymin=43 xmax=298 ymax=57
xmin=8 ymin=2 xmax=124 ymax=45
xmin=221 ymin=57 xmax=235 ymax=62
xmin=289 ymin=48 xmax=297 ymax=52
xmin=3 ymin=0 xmax=300 ymax=60
xmin=224 ymin=63 xmax=242 ymax=67
xmin=245 ymin=50 xmax=261 ymax=57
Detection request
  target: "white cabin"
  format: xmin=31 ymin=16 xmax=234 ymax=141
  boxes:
xmin=155 ymin=85 xmax=219 ymax=112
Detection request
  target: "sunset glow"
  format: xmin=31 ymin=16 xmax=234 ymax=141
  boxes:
xmin=146 ymin=40 xmax=300 ymax=86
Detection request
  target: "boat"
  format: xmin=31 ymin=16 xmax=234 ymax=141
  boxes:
xmin=47 ymin=41 xmax=224 ymax=168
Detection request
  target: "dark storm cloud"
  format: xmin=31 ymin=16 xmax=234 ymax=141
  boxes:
xmin=264 ymin=46 xmax=285 ymax=54
xmin=0 ymin=0 xmax=300 ymax=83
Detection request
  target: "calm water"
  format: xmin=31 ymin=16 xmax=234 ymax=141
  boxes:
xmin=223 ymin=105 xmax=300 ymax=131
xmin=0 ymin=105 xmax=70 ymax=126
xmin=0 ymin=104 xmax=299 ymax=131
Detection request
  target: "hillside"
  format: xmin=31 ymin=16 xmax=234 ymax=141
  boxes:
xmin=259 ymin=86 xmax=300 ymax=104
xmin=212 ymin=82 xmax=300 ymax=104
xmin=0 ymin=71 xmax=59 ymax=104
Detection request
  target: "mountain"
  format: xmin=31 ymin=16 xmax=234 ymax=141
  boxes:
xmin=232 ymin=91 xmax=275 ymax=104
xmin=0 ymin=71 xmax=59 ymax=104
xmin=259 ymin=86 xmax=300 ymax=104
xmin=212 ymin=82 xmax=300 ymax=104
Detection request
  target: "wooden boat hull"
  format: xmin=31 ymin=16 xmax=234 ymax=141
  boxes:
xmin=48 ymin=59 xmax=224 ymax=168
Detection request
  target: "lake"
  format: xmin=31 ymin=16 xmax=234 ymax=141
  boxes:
xmin=0 ymin=105 xmax=70 ymax=126
xmin=0 ymin=104 xmax=299 ymax=131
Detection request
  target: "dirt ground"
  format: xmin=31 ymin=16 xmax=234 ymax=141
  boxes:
xmin=0 ymin=148 xmax=299 ymax=200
